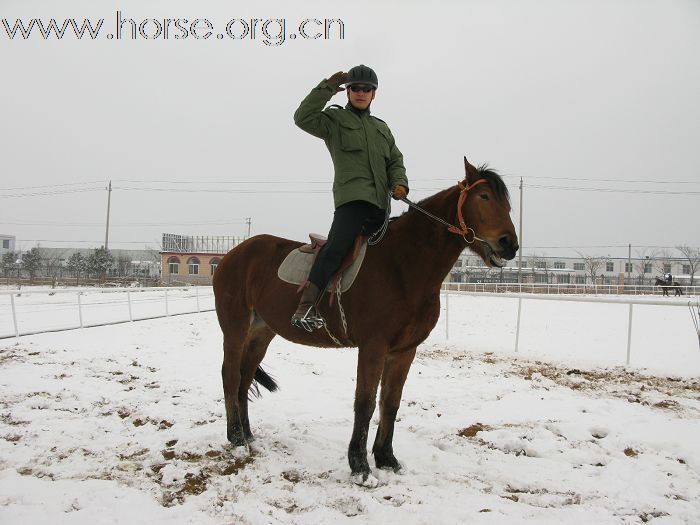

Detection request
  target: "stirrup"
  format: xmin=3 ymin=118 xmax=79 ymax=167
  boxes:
xmin=291 ymin=305 xmax=325 ymax=332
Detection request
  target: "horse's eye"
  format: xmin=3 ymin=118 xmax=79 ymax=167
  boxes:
xmin=479 ymin=193 xmax=490 ymax=200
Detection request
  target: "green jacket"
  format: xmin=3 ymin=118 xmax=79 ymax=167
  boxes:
xmin=294 ymin=80 xmax=409 ymax=210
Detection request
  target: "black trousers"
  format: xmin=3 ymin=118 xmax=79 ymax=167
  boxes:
xmin=308 ymin=200 xmax=385 ymax=290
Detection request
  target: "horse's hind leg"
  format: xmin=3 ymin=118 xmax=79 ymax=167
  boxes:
xmin=372 ymin=346 xmax=417 ymax=471
xmin=237 ymin=314 xmax=276 ymax=441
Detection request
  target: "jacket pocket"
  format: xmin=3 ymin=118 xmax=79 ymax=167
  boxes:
xmin=339 ymin=121 xmax=364 ymax=152
xmin=375 ymin=126 xmax=392 ymax=159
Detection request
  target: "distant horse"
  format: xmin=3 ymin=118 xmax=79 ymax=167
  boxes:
xmin=655 ymin=278 xmax=683 ymax=296
xmin=212 ymin=157 xmax=518 ymax=483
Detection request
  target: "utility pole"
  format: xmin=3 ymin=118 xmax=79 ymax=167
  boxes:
xmin=245 ymin=217 xmax=251 ymax=238
xmin=104 ymin=181 xmax=112 ymax=250
xmin=518 ymin=177 xmax=523 ymax=283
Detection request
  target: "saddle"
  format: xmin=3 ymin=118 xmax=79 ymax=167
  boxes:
xmin=278 ymin=233 xmax=368 ymax=305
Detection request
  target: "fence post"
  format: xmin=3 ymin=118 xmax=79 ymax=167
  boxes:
xmin=514 ymin=297 xmax=523 ymax=352
xmin=626 ymin=303 xmax=634 ymax=365
xmin=77 ymin=292 xmax=84 ymax=328
xmin=165 ymin=289 xmax=169 ymax=316
xmin=10 ymin=293 xmax=19 ymax=338
xmin=195 ymin=286 xmax=200 ymax=313
xmin=445 ymin=287 xmax=449 ymax=340
xmin=127 ymin=291 xmax=133 ymax=322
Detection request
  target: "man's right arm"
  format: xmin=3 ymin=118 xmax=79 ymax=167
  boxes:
xmin=293 ymin=72 xmax=347 ymax=139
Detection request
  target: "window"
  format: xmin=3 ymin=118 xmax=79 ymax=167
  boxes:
xmin=210 ymin=258 xmax=221 ymax=275
xmin=575 ymin=275 xmax=586 ymax=284
xmin=535 ymin=274 xmax=549 ymax=283
xmin=683 ymin=265 xmax=691 ymax=274
xmin=644 ymin=263 xmax=651 ymax=274
xmin=573 ymin=262 xmax=585 ymax=271
xmin=519 ymin=261 xmax=527 ymax=269
xmin=557 ymin=274 xmax=570 ymax=284
xmin=606 ymin=262 xmax=614 ymax=272
xmin=167 ymin=256 xmax=180 ymax=275
xmin=536 ymin=261 xmax=547 ymax=269
xmin=663 ymin=263 xmax=671 ymax=273
xmin=2 ymin=240 xmax=8 ymax=249
xmin=187 ymin=257 xmax=200 ymax=275
xmin=454 ymin=259 xmax=462 ymax=267
xmin=554 ymin=262 xmax=565 ymax=269
xmin=625 ymin=262 xmax=633 ymax=272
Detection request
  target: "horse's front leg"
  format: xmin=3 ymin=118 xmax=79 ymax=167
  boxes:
xmin=372 ymin=346 xmax=416 ymax=471
xmin=348 ymin=342 xmax=387 ymax=483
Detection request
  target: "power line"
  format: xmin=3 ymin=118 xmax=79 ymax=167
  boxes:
xmin=524 ymin=184 xmax=700 ymax=195
xmin=0 ymin=219 xmax=245 ymax=226
xmin=0 ymin=187 xmax=104 ymax=198
xmin=0 ymin=180 xmax=105 ymax=191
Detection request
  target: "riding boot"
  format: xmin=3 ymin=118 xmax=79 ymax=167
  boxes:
xmin=291 ymin=282 xmax=325 ymax=331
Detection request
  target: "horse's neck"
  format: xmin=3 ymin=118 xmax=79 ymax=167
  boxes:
xmin=389 ymin=188 xmax=465 ymax=290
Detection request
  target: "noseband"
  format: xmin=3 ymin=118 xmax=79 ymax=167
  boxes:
xmin=401 ymin=178 xmax=488 ymax=244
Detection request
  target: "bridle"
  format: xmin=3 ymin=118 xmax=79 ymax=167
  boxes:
xmin=400 ymin=178 xmax=489 ymax=244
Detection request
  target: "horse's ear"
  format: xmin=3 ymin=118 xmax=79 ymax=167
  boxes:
xmin=464 ymin=156 xmax=479 ymax=181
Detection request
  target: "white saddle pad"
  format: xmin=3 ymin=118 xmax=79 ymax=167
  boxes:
xmin=277 ymin=242 xmax=368 ymax=292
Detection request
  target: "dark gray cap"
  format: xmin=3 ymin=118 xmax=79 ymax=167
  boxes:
xmin=346 ymin=64 xmax=378 ymax=88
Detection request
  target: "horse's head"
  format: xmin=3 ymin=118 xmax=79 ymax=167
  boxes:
xmin=460 ymin=156 xmax=519 ymax=267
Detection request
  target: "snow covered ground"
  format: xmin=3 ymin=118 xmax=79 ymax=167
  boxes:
xmin=1 ymin=294 xmax=699 ymax=524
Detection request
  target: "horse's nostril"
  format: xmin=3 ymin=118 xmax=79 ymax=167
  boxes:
xmin=498 ymin=235 xmax=511 ymax=249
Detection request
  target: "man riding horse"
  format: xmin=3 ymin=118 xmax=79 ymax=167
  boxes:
xmin=291 ymin=65 xmax=409 ymax=330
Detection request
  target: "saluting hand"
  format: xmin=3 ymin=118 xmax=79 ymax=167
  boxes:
xmin=326 ymin=71 xmax=348 ymax=93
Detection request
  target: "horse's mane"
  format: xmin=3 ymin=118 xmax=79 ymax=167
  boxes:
xmin=389 ymin=165 xmax=509 ymax=223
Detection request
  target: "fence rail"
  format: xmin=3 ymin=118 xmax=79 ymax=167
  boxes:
xmin=0 ymin=286 xmax=215 ymax=339
xmin=443 ymin=282 xmax=699 ymax=296
xmin=440 ymin=287 xmax=699 ymax=366
xmin=3 ymin=286 xmax=698 ymax=369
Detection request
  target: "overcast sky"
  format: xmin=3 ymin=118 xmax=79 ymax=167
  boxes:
xmin=2 ymin=0 xmax=699 ymax=259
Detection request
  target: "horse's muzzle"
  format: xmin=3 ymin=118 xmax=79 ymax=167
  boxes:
xmin=496 ymin=234 xmax=519 ymax=261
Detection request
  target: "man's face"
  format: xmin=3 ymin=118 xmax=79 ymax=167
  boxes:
xmin=347 ymin=84 xmax=376 ymax=110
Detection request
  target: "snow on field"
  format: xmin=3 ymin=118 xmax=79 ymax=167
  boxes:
xmin=1 ymin=294 xmax=699 ymax=524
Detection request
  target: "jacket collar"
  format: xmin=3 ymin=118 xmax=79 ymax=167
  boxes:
xmin=346 ymin=102 xmax=371 ymax=117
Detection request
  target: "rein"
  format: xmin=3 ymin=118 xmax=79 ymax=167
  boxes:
xmin=400 ymin=178 xmax=488 ymax=244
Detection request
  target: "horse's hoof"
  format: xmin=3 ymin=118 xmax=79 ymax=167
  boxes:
xmin=227 ymin=431 xmax=248 ymax=448
xmin=351 ymin=471 xmax=379 ymax=488
xmin=375 ymin=456 xmax=402 ymax=473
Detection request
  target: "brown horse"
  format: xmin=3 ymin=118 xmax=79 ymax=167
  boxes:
xmin=655 ymin=278 xmax=683 ymax=296
xmin=212 ymin=157 xmax=518 ymax=484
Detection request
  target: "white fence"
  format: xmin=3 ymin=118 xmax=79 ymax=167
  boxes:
xmin=2 ymin=285 xmax=698 ymax=372
xmin=0 ymin=286 xmax=215 ymax=339
xmin=441 ymin=286 xmax=699 ymax=367
xmin=444 ymin=281 xmax=700 ymax=296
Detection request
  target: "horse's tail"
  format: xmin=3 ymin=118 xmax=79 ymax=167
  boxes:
xmin=249 ymin=365 xmax=279 ymax=399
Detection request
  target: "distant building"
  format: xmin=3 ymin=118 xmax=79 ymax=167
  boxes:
xmin=0 ymin=234 xmax=16 ymax=256
xmin=160 ymin=233 xmax=245 ymax=285
xmin=448 ymin=252 xmax=695 ymax=286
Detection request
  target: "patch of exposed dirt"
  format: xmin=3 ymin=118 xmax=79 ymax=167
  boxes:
xmin=151 ymin=447 xmax=255 ymax=507
xmin=458 ymin=423 xmax=492 ymax=438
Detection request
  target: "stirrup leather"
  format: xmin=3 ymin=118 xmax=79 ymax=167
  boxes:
xmin=291 ymin=304 xmax=325 ymax=332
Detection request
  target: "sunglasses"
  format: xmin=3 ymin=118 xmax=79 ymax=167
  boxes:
xmin=349 ymin=85 xmax=374 ymax=93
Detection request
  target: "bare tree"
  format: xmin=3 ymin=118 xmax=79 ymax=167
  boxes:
xmin=528 ymin=252 xmax=548 ymax=283
xmin=36 ymin=247 xmax=67 ymax=280
xmin=576 ymin=252 xmax=610 ymax=285
xmin=676 ymin=245 xmax=700 ymax=286
xmin=633 ymin=248 xmax=653 ymax=284
xmin=649 ymin=249 xmax=673 ymax=278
